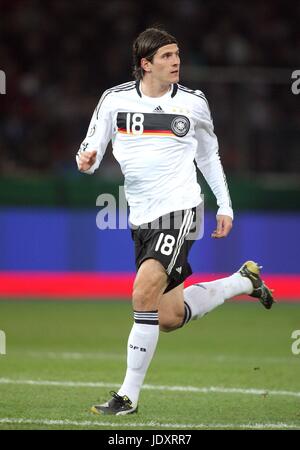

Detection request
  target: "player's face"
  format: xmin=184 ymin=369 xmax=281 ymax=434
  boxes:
xmin=149 ymin=44 xmax=180 ymax=84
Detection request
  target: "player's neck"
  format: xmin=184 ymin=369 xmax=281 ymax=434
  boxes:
xmin=140 ymin=79 xmax=171 ymax=98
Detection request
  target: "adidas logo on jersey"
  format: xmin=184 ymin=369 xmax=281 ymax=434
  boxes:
xmin=153 ymin=106 xmax=164 ymax=113
xmin=175 ymin=267 xmax=182 ymax=274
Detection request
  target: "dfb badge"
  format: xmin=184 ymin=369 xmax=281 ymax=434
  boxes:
xmin=171 ymin=116 xmax=190 ymax=137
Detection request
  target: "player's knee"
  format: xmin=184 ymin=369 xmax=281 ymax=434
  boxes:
xmin=132 ymin=286 xmax=157 ymax=311
xmin=132 ymin=273 xmax=166 ymax=311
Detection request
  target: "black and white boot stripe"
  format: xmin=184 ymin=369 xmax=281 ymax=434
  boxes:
xmin=134 ymin=310 xmax=159 ymax=325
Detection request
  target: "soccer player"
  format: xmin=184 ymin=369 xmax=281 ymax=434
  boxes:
xmin=76 ymin=28 xmax=274 ymax=415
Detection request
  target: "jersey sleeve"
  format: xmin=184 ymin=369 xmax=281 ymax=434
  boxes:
xmin=194 ymin=94 xmax=233 ymax=219
xmin=76 ymin=92 xmax=113 ymax=175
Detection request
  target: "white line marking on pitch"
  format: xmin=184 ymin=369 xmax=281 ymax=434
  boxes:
xmin=20 ymin=350 xmax=299 ymax=365
xmin=0 ymin=378 xmax=300 ymax=398
xmin=0 ymin=418 xmax=299 ymax=429
xmin=26 ymin=351 xmax=125 ymax=361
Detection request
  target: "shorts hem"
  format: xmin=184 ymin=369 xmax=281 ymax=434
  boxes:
xmin=137 ymin=254 xmax=192 ymax=294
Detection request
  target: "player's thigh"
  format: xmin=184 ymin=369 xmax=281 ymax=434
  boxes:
xmin=132 ymin=258 xmax=168 ymax=311
xmin=159 ymin=283 xmax=185 ymax=331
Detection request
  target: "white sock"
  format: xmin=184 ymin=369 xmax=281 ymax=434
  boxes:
xmin=183 ymin=273 xmax=253 ymax=324
xmin=118 ymin=311 xmax=159 ymax=406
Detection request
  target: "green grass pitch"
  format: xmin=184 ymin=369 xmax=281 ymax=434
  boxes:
xmin=0 ymin=299 xmax=299 ymax=430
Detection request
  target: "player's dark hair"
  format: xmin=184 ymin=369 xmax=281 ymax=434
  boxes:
xmin=132 ymin=27 xmax=178 ymax=80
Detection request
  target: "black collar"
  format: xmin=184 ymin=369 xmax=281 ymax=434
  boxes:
xmin=135 ymin=80 xmax=142 ymax=97
xmin=171 ymin=83 xmax=178 ymax=98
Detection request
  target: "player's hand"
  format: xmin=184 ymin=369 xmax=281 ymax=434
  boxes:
xmin=77 ymin=150 xmax=97 ymax=172
xmin=211 ymin=215 xmax=233 ymax=238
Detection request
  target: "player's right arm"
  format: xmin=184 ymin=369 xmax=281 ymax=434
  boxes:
xmin=76 ymin=92 xmax=113 ymax=174
xmin=77 ymin=149 xmax=98 ymax=172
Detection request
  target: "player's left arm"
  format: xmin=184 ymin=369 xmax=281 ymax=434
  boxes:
xmin=194 ymin=94 xmax=233 ymax=239
xmin=211 ymin=214 xmax=232 ymax=239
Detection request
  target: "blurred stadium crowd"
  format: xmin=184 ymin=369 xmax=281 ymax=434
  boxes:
xmin=0 ymin=0 xmax=299 ymax=177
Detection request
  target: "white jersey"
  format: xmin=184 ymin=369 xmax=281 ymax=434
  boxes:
xmin=77 ymin=80 xmax=233 ymax=226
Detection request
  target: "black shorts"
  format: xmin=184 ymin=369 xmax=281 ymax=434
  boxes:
xmin=131 ymin=205 xmax=202 ymax=294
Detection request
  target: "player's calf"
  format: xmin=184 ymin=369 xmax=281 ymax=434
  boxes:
xmin=158 ymin=283 xmax=185 ymax=332
xmin=159 ymin=314 xmax=183 ymax=333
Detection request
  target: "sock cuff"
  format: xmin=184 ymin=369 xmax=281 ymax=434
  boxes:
xmin=134 ymin=310 xmax=159 ymax=325
xmin=180 ymin=301 xmax=192 ymax=327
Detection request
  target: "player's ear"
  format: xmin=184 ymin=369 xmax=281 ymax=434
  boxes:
xmin=141 ymin=58 xmax=151 ymax=73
